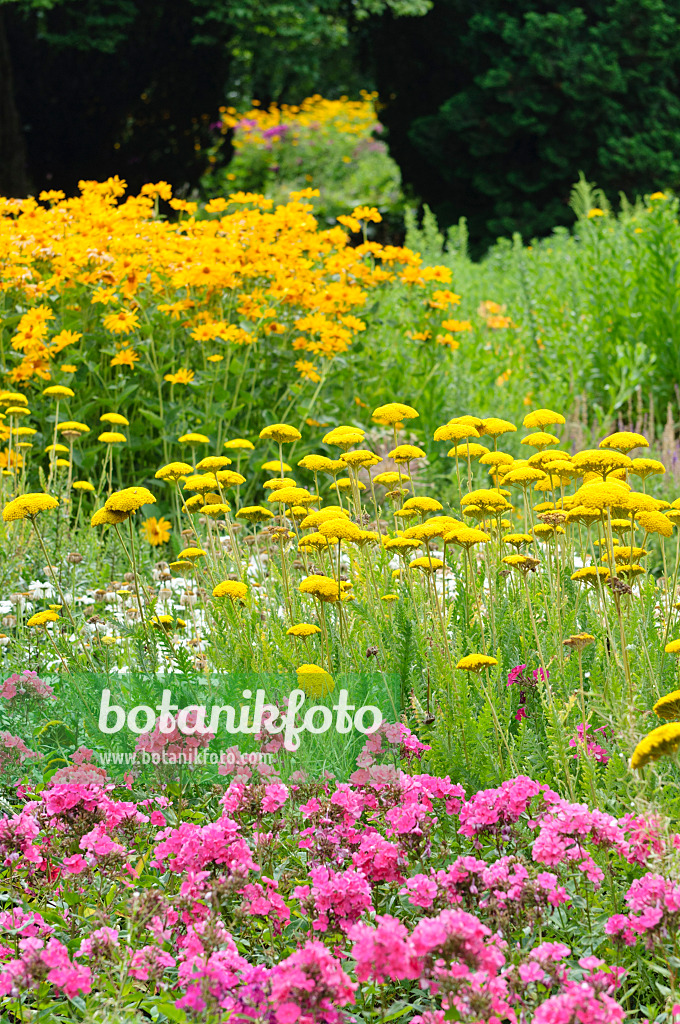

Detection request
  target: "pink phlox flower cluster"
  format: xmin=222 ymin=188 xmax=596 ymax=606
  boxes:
xmin=48 ymin=762 xmax=109 ymax=788
xmin=135 ymin=710 xmax=214 ymax=761
xmin=176 ymin=922 xmax=249 ymax=1014
xmin=354 ymin=722 xmax=430 ymax=774
xmin=128 ymin=944 xmax=176 ymax=982
xmin=351 ymin=829 xmax=406 ymax=882
xmin=153 ymin=815 xmax=257 ymax=876
xmin=76 ymin=926 xmax=119 ymax=959
xmin=0 ymin=907 xmax=53 ymax=941
xmin=349 ymin=914 xmax=420 ymax=983
xmin=407 ymin=773 xmax=465 ymax=815
xmin=42 ymin=781 xmax=105 ymax=818
xmin=262 ymin=782 xmax=289 ymax=814
xmin=239 ymin=878 xmax=291 ymax=932
xmin=0 ymin=806 xmax=42 ymax=866
xmin=532 ymin=802 xmax=629 ymax=886
xmin=330 ymin=782 xmax=366 ymax=823
xmin=401 ymin=857 xmax=569 ymax=913
xmin=0 ymin=730 xmax=42 ymax=767
xmin=1 ymin=671 xmax=54 ymax=701
xmin=294 ymin=864 xmax=372 ymax=931
xmin=0 ymin=937 xmax=91 ymax=1000
xmin=605 ymin=872 xmax=680 ymax=947
xmin=48 ymin=745 xmax=109 ymax=787
xmin=619 ymin=813 xmax=665 ymax=865
xmin=568 ymin=723 xmax=610 ymax=765
xmin=265 ymin=941 xmax=356 ymax=1023
xmin=411 ymin=908 xmax=506 ymax=976
xmin=531 ymin=979 xmax=625 ymax=1023
xmin=349 ymin=763 xmax=401 ymax=786
xmin=458 ymin=776 xmax=559 ymax=839
xmin=80 ymin=823 xmax=127 ymax=860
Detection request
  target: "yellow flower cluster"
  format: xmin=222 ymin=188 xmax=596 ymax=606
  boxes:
xmin=0 ymin=178 xmax=451 ymax=386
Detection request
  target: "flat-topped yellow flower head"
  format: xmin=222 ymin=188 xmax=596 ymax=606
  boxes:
xmin=630 ymin=458 xmax=665 ymax=480
xmin=3 ymin=493 xmax=59 ymax=521
xmin=91 ymin=507 xmax=130 ymax=526
xmin=523 ymin=408 xmax=565 ymax=429
xmin=323 ymin=426 xmax=365 ymax=450
xmin=388 ymin=444 xmax=426 ymax=463
xmin=402 ymin=496 xmax=444 ymax=514
xmin=434 ymin=422 xmax=479 ymax=442
xmin=259 ymin=423 xmax=301 ymax=444
xmin=27 ymin=610 xmax=60 ymax=627
xmin=100 ymin=412 xmax=129 ymax=426
xmin=287 ymin=623 xmax=321 ymax=637
xmin=296 ymin=664 xmax=335 ymax=697
xmin=98 ymin=431 xmax=127 ymax=444
xmin=155 ymin=462 xmax=193 ymax=482
xmin=177 ymin=547 xmax=207 ymax=560
xmin=105 ymin=487 xmax=156 ymax=513
xmin=340 ymin=449 xmax=382 ymax=469
xmin=196 ymin=456 xmax=232 ymax=472
xmin=631 ymin=723 xmax=680 ymax=770
xmin=372 ymin=402 xmax=419 ymax=426
xmin=479 ymin=417 xmax=517 ymax=439
xmin=178 ymin=432 xmax=210 ymax=445
xmin=224 ymin=438 xmax=254 ymax=450
xmin=213 ymin=580 xmax=248 ymax=600
xmin=655 ymin=688 xmax=680 ymax=720
xmin=298 ymin=454 xmax=339 ymax=473
xmin=43 ymin=385 xmax=74 ymax=399
xmin=236 ymin=505 xmax=274 ymax=523
xmin=299 ymin=575 xmax=341 ymax=602
xmin=409 ymin=556 xmax=443 ymax=572
xmin=599 ymin=431 xmax=649 ymax=454
xmin=456 ymin=654 xmax=498 ymax=672
xmin=216 ymin=470 xmax=246 ymax=488
xmin=57 ymin=421 xmax=89 ymax=435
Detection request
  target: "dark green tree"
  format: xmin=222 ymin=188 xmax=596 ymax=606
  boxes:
xmin=372 ymin=0 xmax=680 ymax=249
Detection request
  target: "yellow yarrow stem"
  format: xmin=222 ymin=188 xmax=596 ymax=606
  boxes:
xmin=30 ymin=518 xmax=95 ymax=670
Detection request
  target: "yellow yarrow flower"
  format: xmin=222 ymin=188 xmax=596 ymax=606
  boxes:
xmin=98 ymin=431 xmax=127 ymax=444
xmin=259 ymin=423 xmax=301 ymax=444
xmin=299 ymin=575 xmax=341 ymax=602
xmin=224 ymin=438 xmax=254 ymax=450
xmin=177 ymin=547 xmax=207 ymax=560
xmin=631 ymin=723 xmax=680 ymax=770
xmin=42 ymin=385 xmax=74 ymax=398
xmin=296 ymin=664 xmax=335 ymax=697
xmin=91 ymin=507 xmax=130 ymax=526
xmin=236 ymin=505 xmax=274 ymax=523
xmin=287 ymin=623 xmax=322 ymax=637
xmin=599 ymin=431 xmax=649 ymax=454
xmin=456 ymin=654 xmax=498 ymax=672
xmin=213 ymin=580 xmax=248 ymax=600
xmin=27 ymin=610 xmax=60 ymax=627
xmin=523 ymin=408 xmax=565 ymax=429
xmin=409 ymin=556 xmax=443 ymax=572
xmin=654 ymin=690 xmax=680 ymax=721
xmin=372 ymin=402 xmax=419 ymax=426
xmin=155 ymin=462 xmax=193 ymax=482
xmin=105 ymin=487 xmax=156 ymax=513
xmin=100 ymin=412 xmax=129 ymax=426
xmin=3 ymin=493 xmax=59 ymax=521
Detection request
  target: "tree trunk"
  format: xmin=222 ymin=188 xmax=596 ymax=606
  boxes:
xmin=0 ymin=10 xmax=30 ymax=197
